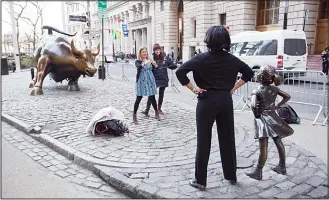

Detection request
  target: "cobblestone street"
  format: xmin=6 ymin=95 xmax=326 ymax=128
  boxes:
xmin=2 ymin=122 xmax=127 ymax=198
xmin=2 ymin=71 xmax=328 ymax=198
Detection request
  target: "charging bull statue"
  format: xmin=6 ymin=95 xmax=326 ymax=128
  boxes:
xmin=29 ymin=25 xmax=100 ymax=96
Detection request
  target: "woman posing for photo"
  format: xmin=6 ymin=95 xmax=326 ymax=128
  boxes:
xmin=133 ymin=47 xmax=161 ymax=124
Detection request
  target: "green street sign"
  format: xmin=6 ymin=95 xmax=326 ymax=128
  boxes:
xmin=98 ymin=0 xmax=107 ymax=9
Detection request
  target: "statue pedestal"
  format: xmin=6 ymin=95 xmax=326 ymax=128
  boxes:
xmin=237 ymin=157 xmax=254 ymax=169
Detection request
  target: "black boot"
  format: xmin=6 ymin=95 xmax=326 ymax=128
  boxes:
xmin=158 ymin=102 xmax=164 ymax=115
xmin=141 ymin=102 xmax=151 ymax=117
xmin=272 ymin=163 xmax=286 ymax=175
xmin=246 ymin=164 xmax=263 ymax=180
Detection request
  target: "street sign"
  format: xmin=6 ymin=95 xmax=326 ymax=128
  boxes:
xmin=98 ymin=10 xmax=108 ymax=19
xmin=122 ymin=24 xmax=128 ymax=37
xmin=98 ymin=0 xmax=107 ymax=19
xmin=98 ymin=0 xmax=107 ymax=9
xmin=69 ymin=15 xmax=87 ymax=22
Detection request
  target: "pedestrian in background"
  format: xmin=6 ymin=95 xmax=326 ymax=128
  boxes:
xmin=133 ymin=47 xmax=161 ymax=124
xmin=246 ymin=65 xmax=294 ymax=180
xmin=142 ymin=43 xmax=170 ymax=116
xmin=175 ymin=25 xmax=254 ymax=190
xmin=321 ymin=46 xmax=329 ymax=75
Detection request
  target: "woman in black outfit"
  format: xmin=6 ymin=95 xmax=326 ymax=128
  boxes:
xmin=175 ymin=26 xmax=254 ymax=190
xmin=142 ymin=43 xmax=170 ymax=116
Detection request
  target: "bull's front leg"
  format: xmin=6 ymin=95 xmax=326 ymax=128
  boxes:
xmin=30 ymin=56 xmax=50 ymax=96
xmin=68 ymin=76 xmax=81 ymax=91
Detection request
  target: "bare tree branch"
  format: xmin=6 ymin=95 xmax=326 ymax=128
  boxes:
xmin=33 ymin=32 xmax=40 ymax=39
xmin=2 ymin=20 xmax=12 ymax=26
xmin=20 ymin=16 xmax=33 ymax=25
xmin=14 ymin=1 xmax=28 ymax=20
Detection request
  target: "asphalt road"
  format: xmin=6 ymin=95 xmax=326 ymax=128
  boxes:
xmin=104 ymin=62 xmax=328 ymax=123
xmin=1 ymin=137 xmax=119 ymax=198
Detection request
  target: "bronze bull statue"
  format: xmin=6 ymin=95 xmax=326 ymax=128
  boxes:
xmin=29 ymin=25 xmax=100 ymax=95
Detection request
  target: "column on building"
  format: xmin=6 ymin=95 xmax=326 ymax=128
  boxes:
xmin=109 ymin=16 xmax=114 ymax=55
xmin=131 ymin=5 xmax=137 ymax=22
xmin=124 ymin=11 xmax=129 ymax=53
xmin=137 ymin=3 xmax=143 ymax=20
xmin=128 ymin=8 xmax=135 ymax=54
xmin=132 ymin=30 xmax=136 ymax=55
xmin=120 ymin=12 xmax=125 ymax=52
xmin=142 ymin=1 xmax=149 ymax=19
xmin=115 ymin=14 xmax=120 ymax=52
xmin=136 ymin=29 xmax=142 ymax=50
xmin=147 ymin=23 xmax=152 ymax=55
xmin=140 ymin=29 xmax=144 ymax=50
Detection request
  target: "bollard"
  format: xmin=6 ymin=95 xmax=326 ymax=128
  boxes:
xmin=1 ymin=58 xmax=9 ymax=75
xmin=31 ymin=68 xmax=34 ymax=80
xmin=98 ymin=65 xmax=106 ymax=80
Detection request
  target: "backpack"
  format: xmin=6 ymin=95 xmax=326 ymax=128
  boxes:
xmin=276 ymin=104 xmax=300 ymax=124
xmin=95 ymin=119 xmax=129 ymax=136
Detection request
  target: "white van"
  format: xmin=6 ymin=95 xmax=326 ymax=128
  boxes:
xmin=230 ymin=30 xmax=308 ymax=71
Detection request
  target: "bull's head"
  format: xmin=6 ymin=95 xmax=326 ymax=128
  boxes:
xmin=71 ymin=40 xmax=100 ymax=77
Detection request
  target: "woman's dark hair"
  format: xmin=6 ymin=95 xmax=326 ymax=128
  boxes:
xmin=204 ymin=25 xmax=231 ymax=52
xmin=153 ymin=51 xmax=164 ymax=61
xmin=325 ymin=46 xmax=329 ymax=51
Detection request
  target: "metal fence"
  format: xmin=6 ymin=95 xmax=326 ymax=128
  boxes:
xmin=232 ymin=70 xmax=328 ymax=125
xmin=105 ymin=62 xmax=328 ymax=126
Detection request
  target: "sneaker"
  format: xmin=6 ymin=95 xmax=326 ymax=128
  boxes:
xmin=189 ymin=179 xmax=206 ymax=191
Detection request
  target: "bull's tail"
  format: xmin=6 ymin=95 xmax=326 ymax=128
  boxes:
xmin=42 ymin=25 xmax=77 ymax=37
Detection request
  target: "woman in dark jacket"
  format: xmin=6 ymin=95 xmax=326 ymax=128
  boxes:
xmin=142 ymin=43 xmax=170 ymax=116
xmin=175 ymin=26 xmax=254 ymax=190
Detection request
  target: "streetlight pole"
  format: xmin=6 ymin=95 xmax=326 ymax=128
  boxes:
xmin=9 ymin=1 xmax=21 ymax=72
xmin=87 ymin=0 xmax=91 ymax=48
xmin=283 ymin=0 xmax=289 ymax=30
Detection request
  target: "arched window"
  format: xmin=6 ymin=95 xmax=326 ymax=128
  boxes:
xmin=257 ymin=0 xmax=280 ymax=26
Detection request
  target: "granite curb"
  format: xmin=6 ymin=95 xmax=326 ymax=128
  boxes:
xmin=1 ymin=112 xmax=166 ymax=198
xmin=1 ymin=113 xmax=42 ymax=134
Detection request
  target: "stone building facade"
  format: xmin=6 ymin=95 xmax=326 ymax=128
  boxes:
xmin=69 ymin=0 xmax=328 ymax=61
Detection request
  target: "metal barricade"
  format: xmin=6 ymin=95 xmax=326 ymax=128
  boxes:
xmin=105 ymin=62 xmax=113 ymax=79
xmin=235 ymin=70 xmax=327 ymax=125
xmin=121 ymin=64 xmax=130 ymax=81
xmin=169 ymin=68 xmax=180 ymax=92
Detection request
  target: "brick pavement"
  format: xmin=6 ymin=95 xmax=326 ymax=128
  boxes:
xmin=2 ymin=122 xmax=127 ymax=198
xmin=2 ymin=71 xmax=328 ymax=198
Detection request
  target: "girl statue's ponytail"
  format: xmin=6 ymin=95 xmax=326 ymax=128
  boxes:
xmin=273 ymin=74 xmax=283 ymax=86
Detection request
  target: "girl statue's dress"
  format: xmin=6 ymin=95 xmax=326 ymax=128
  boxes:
xmin=136 ymin=63 xmax=157 ymax=97
xmin=253 ymin=85 xmax=294 ymax=139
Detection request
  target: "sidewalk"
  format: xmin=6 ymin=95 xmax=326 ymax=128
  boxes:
xmin=2 ymin=71 xmax=328 ymax=198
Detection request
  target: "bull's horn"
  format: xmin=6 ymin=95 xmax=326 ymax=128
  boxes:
xmin=92 ymin=43 xmax=100 ymax=56
xmin=71 ymin=40 xmax=83 ymax=56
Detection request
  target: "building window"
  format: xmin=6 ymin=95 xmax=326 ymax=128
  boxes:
xmin=192 ymin=18 xmax=196 ymax=38
xmin=160 ymin=1 xmax=164 ymax=11
xmin=219 ymin=13 xmax=226 ymax=25
xmin=67 ymin=7 xmax=70 ymax=14
xmin=71 ymin=5 xmax=74 ymax=12
xmin=76 ymin=4 xmax=79 ymax=11
xmin=320 ymin=0 xmax=329 ymax=19
xmin=257 ymin=0 xmax=280 ymax=26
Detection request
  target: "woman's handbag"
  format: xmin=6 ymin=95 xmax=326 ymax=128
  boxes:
xmin=95 ymin=119 xmax=129 ymax=136
xmin=276 ymin=104 xmax=300 ymax=124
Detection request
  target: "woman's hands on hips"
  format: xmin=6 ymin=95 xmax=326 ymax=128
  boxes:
xmin=193 ymin=87 xmax=207 ymax=94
